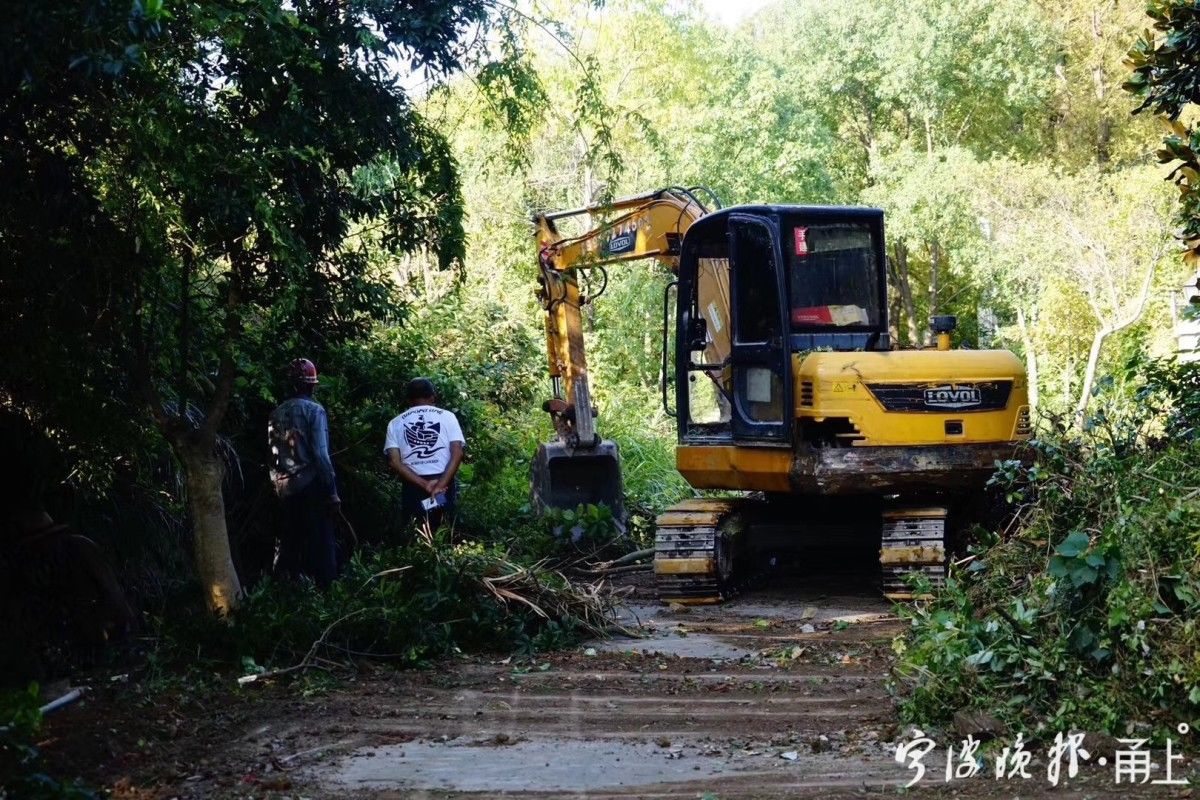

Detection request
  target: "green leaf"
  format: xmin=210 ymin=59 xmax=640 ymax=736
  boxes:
xmin=964 ymin=649 xmax=994 ymax=667
xmin=1069 ymin=564 xmax=1099 ymax=587
xmin=1069 ymin=626 xmax=1095 ymax=651
xmin=1056 ymin=531 xmax=1091 ymax=558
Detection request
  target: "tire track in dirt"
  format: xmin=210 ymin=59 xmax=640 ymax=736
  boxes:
xmin=285 ymin=589 xmax=913 ymax=798
xmin=41 ymin=583 xmax=1181 ymax=798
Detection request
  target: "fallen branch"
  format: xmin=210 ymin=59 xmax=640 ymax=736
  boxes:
xmin=577 ymin=547 xmax=654 ymax=573
xmin=601 ymin=562 xmax=651 ymax=576
xmin=603 ymin=547 xmax=654 ymax=568
xmin=239 ymin=546 xmax=632 ymax=684
xmin=572 ymin=562 xmax=651 ymax=577
xmin=238 ymin=607 xmax=371 ymax=685
xmin=478 ymin=558 xmax=633 ymax=637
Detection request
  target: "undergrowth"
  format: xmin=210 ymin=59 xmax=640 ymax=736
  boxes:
xmin=509 ymin=502 xmax=631 ymax=561
xmin=154 ymin=529 xmax=622 ymax=677
xmin=895 ymin=358 xmax=1200 ymax=740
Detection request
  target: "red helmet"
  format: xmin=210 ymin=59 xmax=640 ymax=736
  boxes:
xmin=288 ymin=358 xmax=319 ymax=385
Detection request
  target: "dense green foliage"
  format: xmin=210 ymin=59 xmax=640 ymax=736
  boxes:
xmin=161 ymin=532 xmax=613 ymax=675
xmin=1128 ymin=0 xmax=1200 ymax=265
xmin=0 ymin=0 xmax=483 ymax=458
xmin=895 ymin=360 xmax=1200 ymax=738
xmin=895 ymin=0 xmax=1200 ymax=737
xmin=0 ymin=0 xmax=614 ymax=617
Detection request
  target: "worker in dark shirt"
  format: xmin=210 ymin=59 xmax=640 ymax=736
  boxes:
xmin=268 ymin=358 xmax=340 ymax=587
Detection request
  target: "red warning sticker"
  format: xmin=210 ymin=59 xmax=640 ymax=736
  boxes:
xmin=794 ymin=227 xmax=809 ymax=257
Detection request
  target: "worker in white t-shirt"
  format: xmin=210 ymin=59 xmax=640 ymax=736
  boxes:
xmin=384 ymin=377 xmax=465 ymax=535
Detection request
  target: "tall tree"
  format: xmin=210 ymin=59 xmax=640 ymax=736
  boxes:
xmin=0 ymin=0 xmax=549 ymax=613
xmin=1047 ymin=0 xmax=1157 ymax=168
xmin=1051 ymin=170 xmax=1172 ymax=421
xmin=862 ymin=147 xmax=990 ymax=345
xmin=751 ymin=0 xmax=1056 ymax=179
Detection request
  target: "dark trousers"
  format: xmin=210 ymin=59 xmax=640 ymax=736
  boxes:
xmin=399 ymin=474 xmax=458 ymax=539
xmin=277 ymin=480 xmax=337 ymax=588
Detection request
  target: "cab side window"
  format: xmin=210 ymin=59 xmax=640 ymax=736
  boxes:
xmin=733 ymin=223 xmax=781 ymax=343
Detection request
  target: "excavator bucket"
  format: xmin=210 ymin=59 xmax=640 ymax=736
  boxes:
xmin=530 ymin=440 xmax=626 ymax=525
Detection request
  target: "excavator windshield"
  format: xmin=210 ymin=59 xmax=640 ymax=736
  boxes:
xmin=786 ymin=220 xmax=882 ymax=330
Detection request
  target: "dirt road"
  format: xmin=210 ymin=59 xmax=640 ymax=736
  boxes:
xmin=305 ymin=587 xmax=907 ymax=798
xmin=40 ymin=580 xmax=1184 ymax=798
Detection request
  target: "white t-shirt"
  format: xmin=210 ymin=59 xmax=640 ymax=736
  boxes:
xmin=384 ymin=405 xmax=465 ymax=476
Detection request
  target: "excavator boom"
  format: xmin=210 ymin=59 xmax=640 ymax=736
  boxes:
xmin=530 ymin=188 xmax=717 ymax=522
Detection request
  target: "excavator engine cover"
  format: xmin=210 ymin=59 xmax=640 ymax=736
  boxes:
xmin=530 ymin=440 xmax=626 ymax=524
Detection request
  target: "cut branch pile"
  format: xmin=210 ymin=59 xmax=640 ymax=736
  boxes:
xmin=481 ymin=557 xmax=632 ymax=637
xmin=235 ymin=543 xmax=631 ymax=685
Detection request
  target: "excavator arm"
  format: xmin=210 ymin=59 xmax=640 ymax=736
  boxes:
xmin=530 ymin=187 xmax=716 ymax=521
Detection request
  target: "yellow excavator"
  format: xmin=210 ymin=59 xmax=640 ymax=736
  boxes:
xmin=531 ymin=188 xmax=1031 ymax=602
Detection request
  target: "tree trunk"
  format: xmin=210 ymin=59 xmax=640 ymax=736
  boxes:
xmin=1015 ymin=306 xmax=1039 ymax=413
xmin=1075 ymin=257 xmax=1156 ymax=426
xmin=928 ymin=239 xmax=941 ymax=321
xmin=579 ymin=129 xmax=596 ymax=221
xmin=1090 ymin=7 xmax=1112 ymax=166
xmin=1062 ymin=357 xmax=1074 ymax=409
xmin=1075 ymin=326 xmax=1108 ymax=426
xmin=888 ymin=287 xmax=901 ymax=344
xmin=1096 ymin=115 xmax=1112 ymax=166
xmin=178 ymin=436 xmax=242 ymax=614
xmin=891 ymin=242 xmax=920 ymax=345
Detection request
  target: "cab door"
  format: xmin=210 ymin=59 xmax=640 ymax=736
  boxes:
xmin=728 ymin=214 xmax=793 ymax=443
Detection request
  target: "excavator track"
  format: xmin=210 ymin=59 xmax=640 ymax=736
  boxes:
xmin=653 ymin=498 xmax=745 ymax=604
xmin=880 ymin=507 xmax=947 ymax=601
xmin=654 ymin=500 xmax=950 ymax=604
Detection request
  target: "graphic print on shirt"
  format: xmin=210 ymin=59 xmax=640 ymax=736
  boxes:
xmin=385 ymin=405 xmax=464 ymax=476
xmin=403 ymin=415 xmax=444 ymax=460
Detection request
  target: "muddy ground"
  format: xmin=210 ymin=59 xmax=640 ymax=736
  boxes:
xmin=35 ymin=575 xmax=1193 ymax=799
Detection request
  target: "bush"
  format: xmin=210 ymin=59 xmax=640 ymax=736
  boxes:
xmin=894 ymin=358 xmax=1200 ymax=740
xmin=158 ymin=532 xmax=620 ymax=675
xmin=513 ymin=503 xmax=626 ymax=562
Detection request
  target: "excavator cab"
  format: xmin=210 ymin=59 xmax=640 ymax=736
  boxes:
xmin=674 ymin=207 xmax=887 ymax=448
